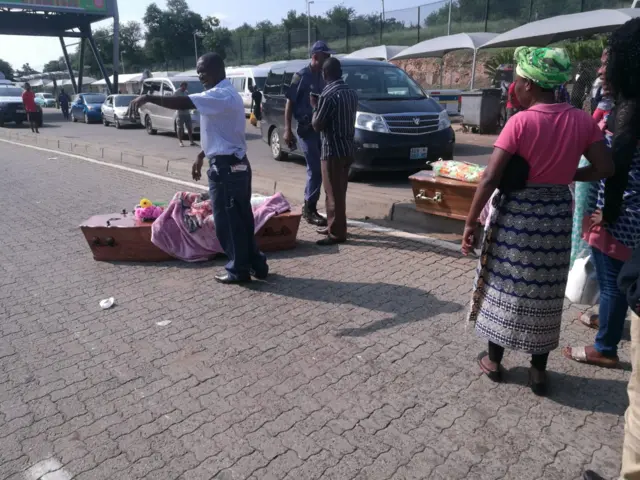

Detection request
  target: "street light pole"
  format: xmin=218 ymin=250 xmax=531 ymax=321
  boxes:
xmin=447 ymin=0 xmax=452 ymax=35
xmin=193 ymin=31 xmax=199 ymax=62
xmin=307 ymin=0 xmax=314 ymax=53
xmin=382 ymin=0 xmax=385 ymax=21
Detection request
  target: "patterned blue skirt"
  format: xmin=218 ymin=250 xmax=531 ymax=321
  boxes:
xmin=468 ymin=185 xmax=573 ymax=354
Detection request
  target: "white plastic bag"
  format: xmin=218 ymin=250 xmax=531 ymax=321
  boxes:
xmin=565 ymin=256 xmax=600 ymax=305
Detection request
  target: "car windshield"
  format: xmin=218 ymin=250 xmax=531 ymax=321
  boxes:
xmin=342 ymin=65 xmax=426 ymax=100
xmin=171 ymin=81 xmax=204 ymax=94
xmin=114 ymin=95 xmax=137 ymax=107
xmin=84 ymin=95 xmax=106 ymax=104
xmin=42 ymin=93 xmax=53 ymax=99
xmin=0 ymin=87 xmax=23 ymax=97
xmin=254 ymin=77 xmax=267 ymax=90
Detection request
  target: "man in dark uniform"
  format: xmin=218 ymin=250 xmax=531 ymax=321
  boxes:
xmin=129 ymin=53 xmax=268 ymax=285
xmin=249 ymin=85 xmax=262 ymax=121
xmin=283 ymin=40 xmax=333 ymax=227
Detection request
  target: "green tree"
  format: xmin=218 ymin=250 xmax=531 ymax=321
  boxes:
xmin=0 ymin=59 xmax=14 ymax=80
xmin=203 ymin=27 xmax=234 ymax=60
xmin=15 ymin=63 xmax=39 ymax=77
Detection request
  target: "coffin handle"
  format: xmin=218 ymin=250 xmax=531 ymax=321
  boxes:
xmin=416 ymin=190 xmax=442 ymax=203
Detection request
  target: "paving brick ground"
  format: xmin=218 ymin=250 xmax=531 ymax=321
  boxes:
xmin=0 ymin=140 xmax=631 ymax=480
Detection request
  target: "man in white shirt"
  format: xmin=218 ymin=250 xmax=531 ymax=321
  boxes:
xmin=129 ymin=53 xmax=268 ymax=284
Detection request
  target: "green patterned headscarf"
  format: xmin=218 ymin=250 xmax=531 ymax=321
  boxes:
xmin=514 ymin=46 xmax=572 ymax=89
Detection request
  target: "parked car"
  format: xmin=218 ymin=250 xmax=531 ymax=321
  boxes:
xmin=0 ymin=85 xmax=43 ymax=128
xmin=71 ymin=93 xmax=107 ymax=123
xmin=138 ymin=75 xmax=203 ymax=136
xmin=260 ymin=58 xmax=455 ymax=180
xmin=101 ymin=94 xmax=139 ymax=129
xmin=226 ymin=66 xmax=269 ymax=115
xmin=35 ymin=92 xmax=57 ymax=108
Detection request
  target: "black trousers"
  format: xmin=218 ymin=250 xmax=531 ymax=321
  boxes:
xmin=488 ymin=341 xmax=549 ymax=371
xmin=207 ymin=155 xmax=267 ymax=279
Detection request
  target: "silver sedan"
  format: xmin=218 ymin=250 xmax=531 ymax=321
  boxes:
xmin=101 ymin=94 xmax=140 ymax=129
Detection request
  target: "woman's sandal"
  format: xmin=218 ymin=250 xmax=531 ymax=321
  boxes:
xmin=562 ymin=346 xmax=619 ymax=369
xmin=528 ymin=368 xmax=548 ymax=396
xmin=578 ymin=312 xmax=600 ymax=330
xmin=477 ymin=351 xmax=502 ymax=382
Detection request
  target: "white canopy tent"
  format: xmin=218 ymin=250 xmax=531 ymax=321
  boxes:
xmin=480 ymin=8 xmax=640 ymax=49
xmin=346 ymin=45 xmax=408 ymax=61
xmin=391 ymin=32 xmax=498 ymax=88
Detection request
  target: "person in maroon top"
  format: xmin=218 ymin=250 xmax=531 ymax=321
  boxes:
xmin=505 ymin=81 xmax=521 ymax=120
xmin=21 ymin=83 xmax=39 ymax=133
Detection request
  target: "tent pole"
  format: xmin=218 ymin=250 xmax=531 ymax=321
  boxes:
xmin=471 ymin=49 xmax=477 ymax=89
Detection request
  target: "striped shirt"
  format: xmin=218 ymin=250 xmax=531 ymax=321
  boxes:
xmin=314 ymin=79 xmax=358 ymax=159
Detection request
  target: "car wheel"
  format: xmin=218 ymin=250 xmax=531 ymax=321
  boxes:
xmin=72 ymin=112 xmax=77 ymax=123
xmin=15 ymin=120 xmax=23 ymax=126
xmin=347 ymin=167 xmax=358 ymax=182
xmin=269 ymin=127 xmax=287 ymax=161
xmin=103 ymin=117 xmax=110 ymax=127
xmin=145 ymin=116 xmax=157 ymax=135
xmin=115 ymin=117 xmax=122 ymax=129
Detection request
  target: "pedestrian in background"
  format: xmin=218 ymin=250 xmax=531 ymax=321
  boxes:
xmin=283 ymin=40 xmax=334 ymax=227
xmin=565 ymin=18 xmax=640 ymax=370
xmin=506 ymin=80 xmax=521 ymax=120
xmin=311 ymin=57 xmax=358 ymax=246
xmin=58 ymin=90 xmax=70 ymax=121
xmin=21 ymin=83 xmax=39 ymax=133
xmin=463 ymin=46 xmax=613 ymax=396
xmin=174 ymin=81 xmax=196 ymax=148
xmin=129 ymin=53 xmax=268 ymax=285
xmin=250 ymin=85 xmax=262 ymax=124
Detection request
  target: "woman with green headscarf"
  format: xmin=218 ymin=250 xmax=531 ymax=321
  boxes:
xmin=462 ymin=46 xmax=614 ymax=395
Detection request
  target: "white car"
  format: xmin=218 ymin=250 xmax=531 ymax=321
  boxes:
xmin=226 ymin=66 xmax=269 ymax=115
xmin=101 ymin=94 xmax=139 ymax=129
xmin=35 ymin=92 xmax=56 ymax=108
xmin=138 ymin=76 xmax=202 ymax=136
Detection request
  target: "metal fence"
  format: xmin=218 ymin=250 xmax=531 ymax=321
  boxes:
xmin=140 ymin=0 xmax=621 ymax=76
xmin=213 ymin=0 xmax=629 ymax=66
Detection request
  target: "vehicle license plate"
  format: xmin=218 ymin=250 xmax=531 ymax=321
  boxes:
xmin=16 ymin=109 xmax=25 ymax=113
xmin=410 ymin=147 xmax=428 ymax=160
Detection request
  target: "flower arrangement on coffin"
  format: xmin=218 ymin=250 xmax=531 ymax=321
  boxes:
xmin=135 ymin=198 xmax=165 ymax=222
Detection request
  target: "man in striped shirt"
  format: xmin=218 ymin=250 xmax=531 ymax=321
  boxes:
xmin=311 ymin=57 xmax=358 ymax=246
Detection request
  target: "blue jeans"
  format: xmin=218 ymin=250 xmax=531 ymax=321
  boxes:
xmin=298 ymin=131 xmax=322 ymax=206
xmin=592 ymin=247 xmax=628 ymax=356
xmin=207 ymin=155 xmax=268 ymax=280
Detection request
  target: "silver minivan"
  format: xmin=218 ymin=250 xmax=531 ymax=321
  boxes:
xmin=138 ymin=76 xmax=203 ymax=136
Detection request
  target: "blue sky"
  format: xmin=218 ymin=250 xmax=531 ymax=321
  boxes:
xmin=1 ymin=0 xmax=427 ymax=70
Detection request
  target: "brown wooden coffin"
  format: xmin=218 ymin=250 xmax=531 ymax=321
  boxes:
xmin=80 ymin=213 xmax=175 ymax=262
xmin=80 ymin=210 xmax=303 ymax=262
xmin=409 ymin=170 xmax=478 ymax=222
xmin=255 ymin=210 xmax=302 ymax=252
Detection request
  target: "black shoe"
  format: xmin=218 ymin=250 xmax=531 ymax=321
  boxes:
xmin=316 ymin=236 xmax=346 ymax=246
xmin=583 ymin=471 xmax=606 ymax=480
xmin=250 ymin=269 xmax=269 ymax=280
xmin=214 ymin=273 xmax=251 ymax=285
xmin=528 ymin=367 xmax=548 ymax=396
xmin=303 ymin=202 xmax=328 ymax=227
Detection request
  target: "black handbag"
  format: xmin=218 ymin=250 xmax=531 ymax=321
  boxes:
xmin=498 ymin=154 xmax=530 ymax=194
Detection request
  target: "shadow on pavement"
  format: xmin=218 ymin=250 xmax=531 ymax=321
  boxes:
xmin=346 ymin=232 xmax=464 ymax=257
xmin=248 ymin=274 xmax=463 ymax=337
xmin=505 ymin=365 xmax=629 ymax=416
